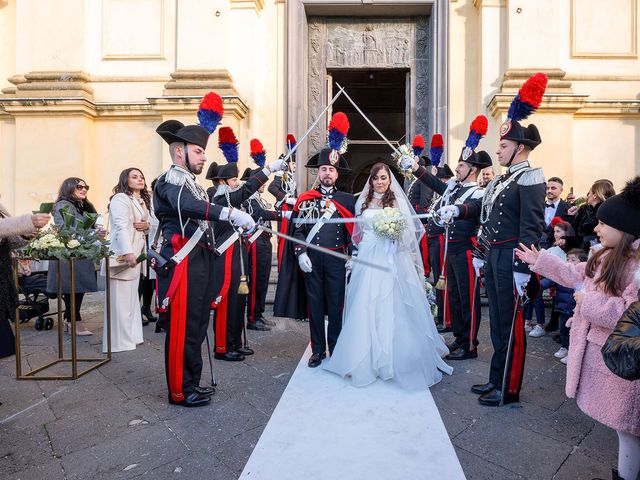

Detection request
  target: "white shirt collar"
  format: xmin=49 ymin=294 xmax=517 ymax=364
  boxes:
xmin=508 ymin=161 xmax=530 ymax=174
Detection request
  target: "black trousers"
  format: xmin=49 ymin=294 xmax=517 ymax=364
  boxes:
xmin=427 ymin=235 xmax=450 ymax=327
xmin=446 ymin=249 xmax=481 ymax=351
xmin=247 ymin=234 xmax=272 ymax=323
xmin=62 ymin=293 xmax=85 ymax=322
xmin=304 ymin=250 xmax=345 ymax=355
xmin=484 ymin=248 xmax=526 ymax=401
xmin=138 ymin=275 xmax=155 ymax=310
xmin=157 ymin=239 xmax=216 ymax=402
xmin=213 ymin=242 xmax=247 ymax=353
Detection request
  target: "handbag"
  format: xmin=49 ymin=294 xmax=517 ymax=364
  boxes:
xmin=601 ymin=300 xmax=640 ymax=381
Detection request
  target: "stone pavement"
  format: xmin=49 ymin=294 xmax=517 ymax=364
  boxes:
xmin=1 ymin=294 xmax=617 ymax=480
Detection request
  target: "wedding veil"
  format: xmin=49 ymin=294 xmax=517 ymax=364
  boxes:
xmin=354 ymin=171 xmax=426 ymax=276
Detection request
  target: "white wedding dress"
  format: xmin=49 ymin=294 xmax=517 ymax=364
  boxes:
xmin=324 ymin=205 xmax=453 ymax=390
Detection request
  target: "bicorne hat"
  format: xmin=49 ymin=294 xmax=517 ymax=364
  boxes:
xmin=499 ymin=73 xmax=547 ymax=150
xmin=156 ymin=120 xmax=210 ymax=150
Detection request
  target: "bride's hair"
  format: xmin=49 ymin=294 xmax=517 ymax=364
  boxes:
xmin=360 ymin=163 xmax=396 ymax=214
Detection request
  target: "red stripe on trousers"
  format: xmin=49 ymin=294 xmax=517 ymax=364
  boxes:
xmin=465 ymin=249 xmax=477 ymax=351
xmin=248 ymin=241 xmax=258 ymax=323
xmin=214 ymin=243 xmax=235 ymax=353
xmin=168 ymin=234 xmax=189 ymax=402
xmin=420 ymin=235 xmax=430 ymax=276
xmin=508 ymin=295 xmax=526 ymax=395
xmin=439 ymin=235 xmax=451 ymax=328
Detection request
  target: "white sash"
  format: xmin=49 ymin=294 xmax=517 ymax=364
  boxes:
xmin=214 ymin=231 xmax=240 ymax=255
xmin=305 ymin=202 xmax=337 ymax=244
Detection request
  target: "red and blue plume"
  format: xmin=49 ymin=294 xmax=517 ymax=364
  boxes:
xmin=198 ymin=92 xmax=224 ymax=134
xmin=218 ymin=127 xmax=239 ymax=163
xmin=250 ymin=139 xmax=266 ymax=168
xmin=412 ymin=135 xmax=425 ymax=156
xmin=430 ymin=134 xmax=444 ymax=166
xmin=507 ymin=73 xmax=548 ymax=121
xmin=465 ymin=115 xmax=488 ymax=151
xmin=327 ymin=112 xmax=349 ymax=151
xmin=286 ymin=134 xmax=297 ymax=152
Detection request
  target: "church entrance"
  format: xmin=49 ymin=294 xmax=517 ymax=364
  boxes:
xmin=329 ymin=69 xmax=407 ymax=193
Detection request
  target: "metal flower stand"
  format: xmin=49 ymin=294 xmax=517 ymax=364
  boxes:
xmin=13 ymin=257 xmax=112 ymax=380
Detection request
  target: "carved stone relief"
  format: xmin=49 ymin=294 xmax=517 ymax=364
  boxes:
xmin=414 ymin=17 xmax=430 ymax=136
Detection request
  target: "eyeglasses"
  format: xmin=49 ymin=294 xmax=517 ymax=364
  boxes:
xmin=76 ymin=185 xmax=90 ymax=191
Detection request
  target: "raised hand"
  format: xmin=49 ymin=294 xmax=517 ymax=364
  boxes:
xmin=515 ymin=243 xmax=540 ymax=265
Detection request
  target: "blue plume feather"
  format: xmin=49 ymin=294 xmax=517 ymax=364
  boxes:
xmin=253 ymin=152 xmax=266 ymax=168
xmin=430 ymin=147 xmax=443 ymax=166
xmin=328 ymin=129 xmax=345 ymax=151
xmin=197 ymin=110 xmax=222 ymax=134
xmin=465 ymin=131 xmax=483 ymax=151
xmin=219 ymin=142 xmax=238 ymax=163
xmin=507 ymin=94 xmax=536 ymax=122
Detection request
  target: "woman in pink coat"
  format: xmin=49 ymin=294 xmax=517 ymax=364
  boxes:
xmin=517 ymin=177 xmax=640 ymax=480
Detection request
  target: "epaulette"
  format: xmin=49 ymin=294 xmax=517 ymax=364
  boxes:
xmin=163 ymin=166 xmax=191 ymax=186
xmin=517 ymin=167 xmax=545 ymax=186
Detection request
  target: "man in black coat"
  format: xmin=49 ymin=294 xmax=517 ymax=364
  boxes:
xmin=540 ymin=176 xmax=572 ymax=249
xmin=153 ymin=120 xmax=255 ymax=407
xmin=438 ymin=121 xmax=546 ymax=406
xmin=287 ymin=148 xmax=355 ymax=368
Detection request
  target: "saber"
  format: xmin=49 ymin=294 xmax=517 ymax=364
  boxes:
xmin=469 ymin=267 xmax=480 ymax=352
xmin=258 ymin=225 xmax=390 ymax=272
xmin=280 ymin=86 xmax=346 ymax=165
xmin=293 ymin=212 xmax=436 ymax=224
xmin=500 ymin=290 xmax=523 ymax=406
xmin=335 ymin=82 xmax=399 ymax=154
xmin=204 ymin=327 xmax=217 ymax=387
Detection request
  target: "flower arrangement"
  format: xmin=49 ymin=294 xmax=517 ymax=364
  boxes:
xmin=424 ymin=279 xmax=438 ymax=318
xmin=19 ymin=206 xmax=111 ymax=261
xmin=372 ymin=207 xmax=407 ymax=241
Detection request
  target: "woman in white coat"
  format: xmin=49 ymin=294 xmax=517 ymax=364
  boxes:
xmin=102 ymin=168 xmax=150 ymax=353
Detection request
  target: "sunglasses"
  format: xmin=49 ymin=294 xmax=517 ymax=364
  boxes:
xmin=76 ymin=184 xmax=90 ymax=191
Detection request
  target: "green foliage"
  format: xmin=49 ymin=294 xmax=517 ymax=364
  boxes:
xmin=19 ymin=205 xmax=111 ymax=261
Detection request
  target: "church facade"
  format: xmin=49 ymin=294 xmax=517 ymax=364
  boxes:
xmin=1 ymin=0 xmax=639 ymax=212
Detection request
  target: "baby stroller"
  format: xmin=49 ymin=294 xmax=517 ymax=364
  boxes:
xmin=16 ymin=260 xmax=58 ymax=330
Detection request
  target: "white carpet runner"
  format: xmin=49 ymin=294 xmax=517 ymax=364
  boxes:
xmin=239 ymin=345 xmax=465 ymax=479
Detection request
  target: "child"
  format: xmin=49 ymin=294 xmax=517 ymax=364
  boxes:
xmin=516 ymin=177 xmax=640 ymax=480
xmin=544 ymin=248 xmax=588 ymax=363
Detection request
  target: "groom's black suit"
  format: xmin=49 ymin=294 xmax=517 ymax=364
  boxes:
xmin=292 ymin=186 xmax=355 ymax=356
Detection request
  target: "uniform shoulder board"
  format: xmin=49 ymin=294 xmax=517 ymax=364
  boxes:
xmin=517 ymin=167 xmax=545 ymax=186
xmin=163 ymin=166 xmax=190 ymax=187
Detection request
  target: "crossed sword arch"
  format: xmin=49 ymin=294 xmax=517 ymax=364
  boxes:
xmin=258 ymin=83 xmax=442 ymax=273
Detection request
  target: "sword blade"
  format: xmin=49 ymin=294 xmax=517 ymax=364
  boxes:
xmin=293 ymin=212 xmax=435 ymax=224
xmin=258 ymin=226 xmax=390 ymax=272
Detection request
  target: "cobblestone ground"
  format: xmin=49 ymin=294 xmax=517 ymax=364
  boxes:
xmin=1 ymin=292 xmax=617 ymax=480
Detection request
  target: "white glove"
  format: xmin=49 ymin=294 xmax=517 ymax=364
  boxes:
xmin=229 ymin=209 xmax=256 ymax=230
xmin=399 ymin=154 xmax=414 ymax=170
xmin=267 ymin=158 xmax=285 ymax=173
xmin=282 ymin=211 xmax=292 ymax=220
xmin=472 ymin=257 xmax=485 ymax=276
xmin=437 ymin=205 xmax=460 ymax=223
xmin=445 ymin=178 xmax=458 ymax=191
xmin=513 ymin=272 xmax=531 ymax=296
xmin=285 ymin=197 xmax=297 ymax=206
xmin=298 ymin=252 xmax=313 ymax=273
xmin=275 ymin=171 xmax=284 ymax=178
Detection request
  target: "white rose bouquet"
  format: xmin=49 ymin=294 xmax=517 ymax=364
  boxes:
xmin=372 ymin=207 xmax=408 ymax=241
xmin=20 ymin=205 xmax=111 ymax=261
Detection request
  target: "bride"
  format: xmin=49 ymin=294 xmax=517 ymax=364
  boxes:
xmin=324 ymin=163 xmax=453 ymax=390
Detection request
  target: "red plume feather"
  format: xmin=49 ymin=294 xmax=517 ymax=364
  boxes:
xmin=218 ymin=126 xmax=237 ymax=145
xmin=412 ymin=135 xmax=425 ymax=149
xmin=328 ymin=112 xmax=349 ymax=135
xmin=519 ymin=73 xmax=548 ymax=110
xmin=250 ymin=139 xmax=264 ymax=156
xmin=469 ymin=115 xmax=488 ymax=137
xmin=430 ymin=134 xmax=444 ymax=149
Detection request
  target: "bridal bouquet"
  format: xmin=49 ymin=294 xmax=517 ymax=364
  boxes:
xmin=20 ymin=206 xmax=111 ymax=261
xmin=372 ymin=207 xmax=408 ymax=241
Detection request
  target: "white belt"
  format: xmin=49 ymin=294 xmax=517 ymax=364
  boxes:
xmin=215 ymin=231 xmax=240 ymax=255
xmin=169 ymin=228 xmax=204 ymax=265
xmin=247 ymin=229 xmax=263 ymax=244
xmin=305 ymin=203 xmax=336 ymax=244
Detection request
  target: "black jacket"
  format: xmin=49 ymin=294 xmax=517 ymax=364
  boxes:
xmin=153 ymin=165 xmax=224 ymax=249
xmin=414 ymin=166 xmax=483 ymax=253
xmin=460 ymin=162 xmax=546 ymax=274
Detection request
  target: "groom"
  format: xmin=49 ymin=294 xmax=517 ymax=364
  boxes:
xmin=292 ymin=148 xmax=355 ymax=368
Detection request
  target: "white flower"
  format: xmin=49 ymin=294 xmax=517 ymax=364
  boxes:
xmin=67 ymin=239 xmax=81 ymax=249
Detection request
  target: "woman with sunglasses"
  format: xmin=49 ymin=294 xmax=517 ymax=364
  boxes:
xmin=46 ymin=177 xmax=100 ymax=335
